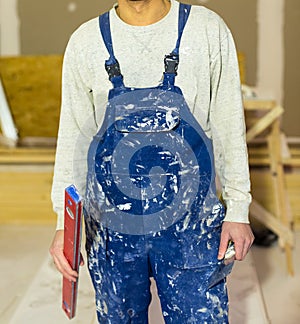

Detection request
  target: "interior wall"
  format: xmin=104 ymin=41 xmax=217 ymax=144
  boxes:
xmin=18 ymin=0 xmax=115 ymax=54
xmin=198 ymin=0 xmax=258 ymax=86
xmin=256 ymin=0 xmax=285 ymax=106
xmin=0 ymin=0 xmax=20 ymax=55
xmin=283 ymin=0 xmax=300 ymax=136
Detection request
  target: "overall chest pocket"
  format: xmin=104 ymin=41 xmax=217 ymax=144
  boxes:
xmin=114 ymin=105 xmax=180 ymax=133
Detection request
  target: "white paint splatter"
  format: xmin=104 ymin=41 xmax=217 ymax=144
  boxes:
xmin=117 ymin=203 xmax=132 ymax=211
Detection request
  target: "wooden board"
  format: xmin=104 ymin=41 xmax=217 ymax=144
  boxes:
xmin=0 ymin=167 xmax=56 ymax=224
xmin=0 ymin=147 xmax=55 ymax=164
xmin=0 ymin=55 xmax=62 ymax=139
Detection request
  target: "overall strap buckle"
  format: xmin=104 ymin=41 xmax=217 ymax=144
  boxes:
xmin=105 ymin=60 xmax=122 ymax=80
xmin=164 ymin=54 xmax=179 ymax=75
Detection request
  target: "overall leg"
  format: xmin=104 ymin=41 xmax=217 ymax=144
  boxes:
xmin=149 ymin=208 xmax=230 ymax=324
xmin=85 ymin=221 xmax=152 ymax=323
xmin=152 ymin=263 xmax=229 ymax=324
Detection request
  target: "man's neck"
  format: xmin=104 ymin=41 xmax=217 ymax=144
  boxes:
xmin=116 ymin=0 xmax=171 ymax=26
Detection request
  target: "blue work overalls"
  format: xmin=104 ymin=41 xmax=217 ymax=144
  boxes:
xmin=84 ymin=4 xmax=232 ymax=323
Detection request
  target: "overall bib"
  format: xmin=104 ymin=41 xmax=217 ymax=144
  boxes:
xmin=84 ymin=4 xmax=232 ymax=323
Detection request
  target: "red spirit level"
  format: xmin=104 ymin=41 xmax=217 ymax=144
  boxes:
xmin=62 ymin=185 xmax=83 ymax=319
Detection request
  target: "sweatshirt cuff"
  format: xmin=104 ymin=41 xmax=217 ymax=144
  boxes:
xmin=223 ymin=199 xmax=251 ymax=223
xmin=55 ymin=211 xmax=65 ymax=230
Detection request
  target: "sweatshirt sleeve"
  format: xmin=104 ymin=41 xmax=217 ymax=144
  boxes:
xmin=209 ymin=25 xmax=252 ymax=223
xmin=51 ymin=35 xmax=94 ymax=230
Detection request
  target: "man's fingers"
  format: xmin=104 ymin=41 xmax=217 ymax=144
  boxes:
xmin=233 ymin=239 xmax=244 ymax=261
xmin=242 ymin=235 xmax=254 ymax=260
xmin=218 ymin=232 xmax=229 ymax=260
xmin=52 ymin=253 xmax=78 ymax=282
xmin=233 ymin=236 xmax=254 ymax=261
xmin=220 ymin=222 xmax=255 ymax=261
xmin=49 ymin=230 xmax=79 ymax=282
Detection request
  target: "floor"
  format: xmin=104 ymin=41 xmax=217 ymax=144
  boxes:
xmin=0 ymin=225 xmax=299 ymax=324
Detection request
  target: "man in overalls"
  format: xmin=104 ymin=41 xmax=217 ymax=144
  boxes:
xmin=50 ymin=1 xmax=254 ymax=323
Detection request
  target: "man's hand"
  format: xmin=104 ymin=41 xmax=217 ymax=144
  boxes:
xmin=218 ymin=221 xmax=254 ymax=261
xmin=49 ymin=230 xmax=84 ymax=282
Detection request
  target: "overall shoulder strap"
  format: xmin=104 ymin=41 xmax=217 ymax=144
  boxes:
xmin=99 ymin=3 xmax=191 ymax=90
xmin=99 ymin=11 xmax=116 ymax=65
xmin=173 ymin=3 xmax=191 ymax=56
xmin=163 ymin=3 xmax=191 ymax=88
xmin=99 ymin=11 xmax=124 ymax=87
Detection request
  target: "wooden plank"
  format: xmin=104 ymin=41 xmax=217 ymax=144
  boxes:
xmin=0 ymin=155 xmax=55 ymax=164
xmin=282 ymin=158 xmax=300 ymax=167
xmin=0 ymin=147 xmax=56 ymax=154
xmin=268 ymin=120 xmax=294 ymax=275
xmin=0 ymin=147 xmax=55 ymax=164
xmin=246 ymin=105 xmax=284 ymax=142
xmin=249 ymin=158 xmax=271 ymax=166
xmin=244 ymin=99 xmax=276 ymax=110
xmin=249 ymin=158 xmax=300 ymax=168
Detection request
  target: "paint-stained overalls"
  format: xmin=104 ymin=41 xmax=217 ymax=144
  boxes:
xmin=84 ymin=4 xmax=232 ymax=323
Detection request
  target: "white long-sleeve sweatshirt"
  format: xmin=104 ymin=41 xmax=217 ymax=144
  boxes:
xmin=51 ymin=0 xmax=251 ymax=230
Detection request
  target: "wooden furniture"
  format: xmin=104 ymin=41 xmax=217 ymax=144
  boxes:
xmin=245 ymin=99 xmax=294 ymax=275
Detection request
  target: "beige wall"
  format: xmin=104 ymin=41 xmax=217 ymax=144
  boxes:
xmin=1 ymin=0 xmax=299 ymax=136
xmin=18 ymin=0 xmax=115 ymax=54
xmin=283 ymin=0 xmax=300 ymax=136
xmin=200 ymin=0 xmax=258 ymax=86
